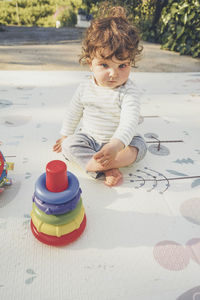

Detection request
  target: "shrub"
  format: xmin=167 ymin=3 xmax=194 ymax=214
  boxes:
xmin=159 ymin=0 xmax=200 ymax=58
xmin=133 ymin=1 xmax=157 ymax=42
xmin=57 ymin=6 xmax=77 ymax=27
xmin=0 ymin=0 xmax=80 ymax=27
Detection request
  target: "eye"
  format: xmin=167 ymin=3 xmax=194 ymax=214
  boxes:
xmin=119 ymin=64 xmax=127 ymax=69
xmin=101 ymin=63 xmax=108 ymax=68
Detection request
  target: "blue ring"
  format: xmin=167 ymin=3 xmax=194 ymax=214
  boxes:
xmin=35 ymin=171 xmax=79 ymax=204
xmin=32 ymin=188 xmax=81 ymax=215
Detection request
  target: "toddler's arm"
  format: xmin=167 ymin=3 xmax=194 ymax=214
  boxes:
xmin=112 ymin=81 xmax=140 ymax=147
xmin=53 ymin=136 xmax=67 ymax=153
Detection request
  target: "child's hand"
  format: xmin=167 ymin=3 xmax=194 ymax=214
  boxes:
xmin=53 ymin=136 xmax=67 ymax=153
xmin=93 ymin=139 xmax=124 ymax=167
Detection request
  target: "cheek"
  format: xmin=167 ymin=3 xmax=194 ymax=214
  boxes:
xmin=96 ymin=69 xmax=108 ymax=79
xmin=121 ymin=68 xmax=131 ymax=78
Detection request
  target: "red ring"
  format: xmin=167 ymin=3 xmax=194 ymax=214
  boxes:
xmin=31 ymin=215 xmax=86 ymax=246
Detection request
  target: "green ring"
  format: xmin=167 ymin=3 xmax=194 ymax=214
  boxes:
xmin=32 ymin=198 xmax=82 ymax=225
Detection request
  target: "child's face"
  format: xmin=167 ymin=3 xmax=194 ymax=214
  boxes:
xmin=89 ymin=55 xmax=131 ymax=88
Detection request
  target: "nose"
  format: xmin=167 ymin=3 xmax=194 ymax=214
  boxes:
xmin=109 ymin=68 xmax=118 ymax=78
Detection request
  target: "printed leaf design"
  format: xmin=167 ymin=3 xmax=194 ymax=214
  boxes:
xmin=173 ymin=158 xmax=194 ymax=164
xmin=42 ymin=137 xmax=48 ymax=142
xmin=191 ymin=179 xmax=200 ymax=188
xmin=144 ymin=132 xmax=159 ymax=139
xmin=148 ymin=144 xmax=170 ymax=156
xmin=26 ymin=269 xmax=36 ymax=275
xmin=25 ymin=172 xmax=31 ymax=179
xmin=25 ymin=276 xmax=36 ymax=285
xmin=166 ymin=169 xmax=188 ymax=177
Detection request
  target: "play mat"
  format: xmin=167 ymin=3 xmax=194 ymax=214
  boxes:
xmin=0 ymin=71 xmax=200 ymax=300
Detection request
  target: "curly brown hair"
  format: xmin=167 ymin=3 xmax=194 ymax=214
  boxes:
xmin=79 ymin=6 xmax=143 ymax=67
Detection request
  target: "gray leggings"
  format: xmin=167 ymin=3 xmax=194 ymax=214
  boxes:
xmin=62 ymin=132 xmax=147 ymax=178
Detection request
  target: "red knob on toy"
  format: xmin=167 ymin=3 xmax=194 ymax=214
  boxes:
xmin=46 ymin=160 xmax=68 ymax=192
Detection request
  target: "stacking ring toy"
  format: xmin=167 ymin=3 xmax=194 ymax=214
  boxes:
xmin=32 ymin=188 xmax=81 ymax=215
xmin=30 ymin=160 xmax=86 ymax=246
xmin=32 ymin=198 xmax=82 ymax=226
xmin=31 ymin=206 xmax=85 ymax=237
xmin=35 ymin=171 xmax=79 ymax=204
xmin=31 ymin=215 xmax=86 ymax=246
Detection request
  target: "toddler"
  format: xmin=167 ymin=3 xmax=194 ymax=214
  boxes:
xmin=53 ymin=6 xmax=147 ymax=186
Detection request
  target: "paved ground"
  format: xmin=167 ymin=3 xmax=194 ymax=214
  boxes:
xmin=0 ymin=26 xmax=200 ymax=72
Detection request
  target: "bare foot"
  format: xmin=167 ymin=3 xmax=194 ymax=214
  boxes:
xmin=104 ymin=168 xmax=123 ymax=187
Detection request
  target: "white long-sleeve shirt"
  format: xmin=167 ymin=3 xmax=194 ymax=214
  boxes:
xmin=60 ymin=77 xmax=140 ymax=146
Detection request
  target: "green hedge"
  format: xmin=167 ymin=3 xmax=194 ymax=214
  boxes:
xmin=1 ymin=0 xmax=199 ymax=57
xmin=58 ymin=6 xmax=77 ymax=27
xmin=0 ymin=0 xmax=80 ymax=27
xmin=133 ymin=0 xmax=200 ymax=58
xmin=159 ymin=0 xmax=200 ymax=58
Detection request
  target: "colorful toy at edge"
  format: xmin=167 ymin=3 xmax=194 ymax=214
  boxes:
xmin=0 ymin=151 xmax=14 ymax=193
xmin=31 ymin=160 xmax=86 ymax=246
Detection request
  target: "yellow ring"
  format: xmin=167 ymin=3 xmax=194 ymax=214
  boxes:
xmin=31 ymin=206 xmax=85 ymax=237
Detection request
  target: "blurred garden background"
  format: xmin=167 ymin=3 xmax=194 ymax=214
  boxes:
xmin=0 ymin=0 xmax=199 ymax=58
xmin=0 ymin=0 xmax=199 ymax=71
